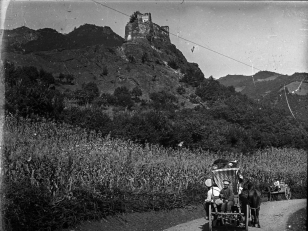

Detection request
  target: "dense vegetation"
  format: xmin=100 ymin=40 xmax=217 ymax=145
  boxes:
xmin=3 ymin=62 xmax=307 ymax=230
xmin=4 ymin=62 xmax=308 ymax=153
xmin=3 ymin=116 xmax=307 ymax=231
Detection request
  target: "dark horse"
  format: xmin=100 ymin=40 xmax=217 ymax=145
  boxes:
xmin=240 ymin=180 xmax=261 ymax=228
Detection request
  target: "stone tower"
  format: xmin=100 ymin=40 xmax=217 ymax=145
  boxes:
xmin=125 ymin=12 xmax=170 ymax=43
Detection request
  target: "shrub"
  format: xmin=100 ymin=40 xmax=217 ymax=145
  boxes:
xmin=107 ymin=47 xmax=115 ymax=54
xmin=177 ymin=86 xmax=186 ymax=95
xmin=125 ymin=65 xmax=131 ymax=72
xmin=167 ymin=59 xmax=179 ymax=70
xmin=141 ymin=52 xmax=148 ymax=63
xmin=113 ymin=86 xmax=134 ymax=109
xmin=101 ymin=93 xmax=117 ymax=106
xmin=60 ymin=107 xmax=112 ymax=134
xmin=131 ymin=86 xmax=142 ymax=100
xmin=180 ymin=64 xmax=204 ymax=87
xmin=74 ymin=82 xmax=100 ymax=105
xmin=149 ymin=91 xmax=178 ymax=110
xmin=128 ymin=55 xmax=136 ymax=64
xmin=102 ymin=65 xmax=108 ymax=76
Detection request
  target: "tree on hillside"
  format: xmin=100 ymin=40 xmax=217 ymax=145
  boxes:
xmin=131 ymin=86 xmax=142 ymax=101
xmin=4 ymin=63 xmax=64 ymax=119
xmin=150 ymin=91 xmax=178 ymax=110
xmin=180 ymin=64 xmax=205 ymax=87
xmin=113 ymin=86 xmax=134 ymax=109
xmin=74 ymin=82 xmax=100 ymax=105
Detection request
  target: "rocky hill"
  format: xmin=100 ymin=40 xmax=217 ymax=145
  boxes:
xmin=218 ymin=71 xmax=308 ymax=123
xmin=2 ymin=22 xmax=204 ymax=107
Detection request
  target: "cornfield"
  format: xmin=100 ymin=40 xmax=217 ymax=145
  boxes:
xmin=2 ymin=116 xmax=307 ymax=231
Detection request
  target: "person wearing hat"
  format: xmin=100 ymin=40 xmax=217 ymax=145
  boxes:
xmin=219 ymin=179 xmax=235 ymax=215
xmin=204 ymin=179 xmax=221 ymax=220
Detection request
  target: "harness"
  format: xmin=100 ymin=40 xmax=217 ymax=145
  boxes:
xmin=250 ymin=205 xmax=261 ymax=211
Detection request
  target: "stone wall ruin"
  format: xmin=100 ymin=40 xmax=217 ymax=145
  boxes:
xmin=125 ymin=12 xmax=170 ymax=43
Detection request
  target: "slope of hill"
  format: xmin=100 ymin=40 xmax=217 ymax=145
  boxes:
xmin=218 ymin=71 xmax=308 ymax=123
xmin=2 ymin=24 xmax=204 ymax=108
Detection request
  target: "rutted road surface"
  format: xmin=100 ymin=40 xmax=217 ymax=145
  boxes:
xmin=163 ymin=199 xmax=306 ymax=231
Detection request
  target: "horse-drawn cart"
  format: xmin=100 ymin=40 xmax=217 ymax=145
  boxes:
xmin=267 ymin=181 xmax=291 ymax=201
xmin=208 ymin=167 xmax=250 ymax=231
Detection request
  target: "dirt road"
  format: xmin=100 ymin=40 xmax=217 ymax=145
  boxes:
xmin=163 ymin=199 xmax=307 ymax=231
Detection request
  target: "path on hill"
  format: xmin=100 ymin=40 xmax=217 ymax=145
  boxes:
xmin=163 ymin=199 xmax=306 ymax=231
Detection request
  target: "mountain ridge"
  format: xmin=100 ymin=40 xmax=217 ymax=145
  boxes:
xmin=218 ymin=71 xmax=308 ymax=123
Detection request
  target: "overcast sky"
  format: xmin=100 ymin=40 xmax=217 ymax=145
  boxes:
xmin=2 ymin=0 xmax=308 ymax=78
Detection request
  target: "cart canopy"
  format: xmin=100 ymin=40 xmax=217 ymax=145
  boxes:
xmin=212 ymin=168 xmax=241 ymax=195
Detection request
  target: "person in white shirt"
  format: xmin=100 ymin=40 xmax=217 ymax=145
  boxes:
xmin=204 ymin=179 xmax=221 ymax=220
xmin=273 ymin=179 xmax=280 ymax=191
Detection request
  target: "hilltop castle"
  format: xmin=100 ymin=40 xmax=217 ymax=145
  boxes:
xmin=125 ymin=12 xmax=170 ymax=43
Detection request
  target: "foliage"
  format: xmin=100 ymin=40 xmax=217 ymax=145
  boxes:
xmin=167 ymin=59 xmax=179 ymax=70
xmin=128 ymin=55 xmax=136 ymax=64
xmin=74 ymin=82 xmax=100 ymax=105
xmin=180 ymin=63 xmax=205 ymax=87
xmin=141 ymin=52 xmax=149 ymax=63
xmin=4 ymin=62 xmax=64 ymax=119
xmin=149 ymin=91 xmax=178 ymax=110
xmin=102 ymin=65 xmax=108 ymax=76
xmin=58 ymin=72 xmax=74 ymax=84
xmin=195 ymin=77 xmax=236 ymax=105
xmin=100 ymin=93 xmax=117 ymax=106
xmin=113 ymin=86 xmax=134 ymax=109
xmin=131 ymin=86 xmax=143 ymax=100
xmin=60 ymin=107 xmax=112 ymax=135
xmin=3 ymin=116 xmax=307 ymax=230
xmin=177 ymin=86 xmax=186 ymax=95
xmin=112 ymin=110 xmax=173 ymax=145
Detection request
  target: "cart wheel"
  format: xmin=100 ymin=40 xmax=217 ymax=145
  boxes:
xmin=245 ymin=204 xmax=249 ymax=231
xmin=209 ymin=205 xmax=212 ymax=231
xmin=285 ymin=187 xmax=291 ymax=200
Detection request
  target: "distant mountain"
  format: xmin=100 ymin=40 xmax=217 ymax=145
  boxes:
xmin=2 ymin=24 xmax=124 ymax=54
xmin=218 ymin=71 xmax=308 ymax=123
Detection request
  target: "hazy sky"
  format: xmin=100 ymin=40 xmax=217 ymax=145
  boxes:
xmin=2 ymin=0 xmax=308 ymax=78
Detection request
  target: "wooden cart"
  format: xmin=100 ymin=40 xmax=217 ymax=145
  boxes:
xmin=267 ymin=182 xmax=291 ymax=201
xmin=208 ymin=167 xmax=250 ymax=231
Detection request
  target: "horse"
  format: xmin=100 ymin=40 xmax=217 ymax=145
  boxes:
xmin=240 ymin=180 xmax=261 ymax=228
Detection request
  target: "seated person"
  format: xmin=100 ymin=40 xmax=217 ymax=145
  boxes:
xmin=204 ymin=179 xmax=221 ymax=220
xmin=219 ymin=179 xmax=234 ymax=213
xmin=273 ymin=179 xmax=281 ymax=191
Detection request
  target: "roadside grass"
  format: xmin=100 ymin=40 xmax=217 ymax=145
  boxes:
xmin=2 ymin=116 xmax=307 ymax=231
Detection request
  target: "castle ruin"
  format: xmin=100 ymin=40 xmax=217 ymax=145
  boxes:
xmin=125 ymin=12 xmax=170 ymax=43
